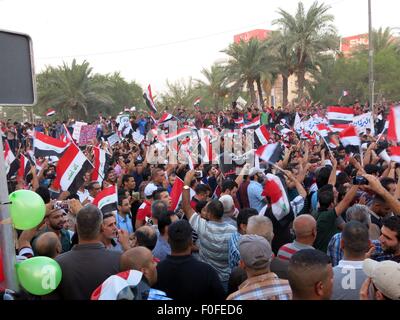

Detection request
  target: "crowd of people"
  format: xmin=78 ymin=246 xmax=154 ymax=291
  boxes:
xmin=1 ymin=100 xmax=400 ymax=301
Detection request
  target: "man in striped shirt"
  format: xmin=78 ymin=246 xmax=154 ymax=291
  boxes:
xmin=182 ymin=170 xmax=237 ymax=293
xmin=227 ymin=235 xmax=292 ymax=300
xmin=277 ymin=215 xmax=316 ymax=261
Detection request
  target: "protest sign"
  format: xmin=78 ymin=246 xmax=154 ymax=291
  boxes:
xmin=352 ymin=112 xmax=375 ymax=135
xmin=132 ymin=131 xmax=145 ymax=145
xmin=107 ymin=133 xmax=120 ymax=146
xmin=78 ymin=125 xmax=97 ymax=146
xmin=72 ymin=121 xmax=87 ymax=141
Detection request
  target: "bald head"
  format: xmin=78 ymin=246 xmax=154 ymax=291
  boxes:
xmin=34 ymin=232 xmax=62 ymax=258
xmin=246 ymin=215 xmax=274 ymax=242
xmin=293 ymin=215 xmax=317 ymax=239
xmin=120 ymin=247 xmax=157 ymax=286
xmin=134 ymin=226 xmax=158 ymax=251
xmin=120 ymin=247 xmax=153 ymax=271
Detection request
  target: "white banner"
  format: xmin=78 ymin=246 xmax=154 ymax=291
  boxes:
xmin=107 ymin=133 xmax=120 ymax=146
xmin=353 ymin=112 xmax=375 ymax=135
xmin=72 ymin=121 xmax=87 ymax=140
xmin=132 ymin=131 xmax=145 ymax=145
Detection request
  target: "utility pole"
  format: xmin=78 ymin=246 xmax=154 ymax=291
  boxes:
xmin=368 ymin=0 xmax=374 ymax=113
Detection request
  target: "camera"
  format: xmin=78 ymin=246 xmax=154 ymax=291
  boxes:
xmin=195 ymin=170 xmax=203 ymax=179
xmin=353 ymin=176 xmax=369 ymax=186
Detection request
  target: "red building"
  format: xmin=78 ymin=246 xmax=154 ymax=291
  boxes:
xmin=233 ymin=29 xmax=272 ymax=43
xmin=340 ymin=34 xmax=369 ymax=56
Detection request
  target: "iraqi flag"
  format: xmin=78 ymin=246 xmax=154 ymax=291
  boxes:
xmin=329 ymin=123 xmax=350 ymax=133
xmin=169 ymin=177 xmax=195 ymax=211
xmin=234 ymin=117 xmax=244 ymax=125
xmin=327 ymin=106 xmax=354 ymax=125
xmin=339 ymin=125 xmax=360 ymax=147
xmin=193 ymin=97 xmax=201 ymax=107
xmin=17 ymin=154 xmax=32 ymax=180
xmin=242 ymin=116 xmax=260 ymax=130
xmin=389 ymin=146 xmax=400 ymax=163
xmin=53 ymin=144 xmax=93 ymax=194
xmin=46 ymin=108 xmax=56 ymax=117
xmin=261 ymin=174 xmax=290 ymax=221
xmin=255 ymin=143 xmax=283 ymax=164
xmin=91 ymin=270 xmax=144 ymax=300
xmin=255 ymin=125 xmax=271 ymax=146
xmin=92 ymin=185 xmax=118 ymax=214
xmin=143 ymin=85 xmax=157 ymax=114
xmin=157 ymin=113 xmax=174 ymax=125
xmin=4 ymin=140 xmax=18 ymax=179
xmin=92 ymin=147 xmax=111 ymax=185
xmin=387 ymin=106 xmax=400 ymax=142
xmin=316 ymin=124 xmax=331 ymax=137
xmin=33 ymin=131 xmax=70 ymax=158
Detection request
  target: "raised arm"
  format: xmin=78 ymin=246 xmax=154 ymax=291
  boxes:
xmin=363 ymin=173 xmax=400 ymax=215
xmin=335 ymin=185 xmax=359 ymax=216
xmin=182 ymin=170 xmax=197 ymax=221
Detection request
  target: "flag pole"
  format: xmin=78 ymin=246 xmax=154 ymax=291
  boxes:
xmin=360 ymin=145 xmax=364 ymax=168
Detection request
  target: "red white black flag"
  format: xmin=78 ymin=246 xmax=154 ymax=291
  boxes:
xmin=53 ymin=144 xmax=93 ymax=194
xmin=17 ymin=154 xmax=32 ymax=180
xmin=92 ymin=185 xmax=118 ymax=214
xmin=92 ymin=147 xmax=111 ymax=185
xmin=33 ymin=131 xmax=70 ymax=158
xmin=4 ymin=140 xmax=18 ymax=179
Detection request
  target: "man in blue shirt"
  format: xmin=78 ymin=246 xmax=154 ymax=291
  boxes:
xmin=116 ymin=196 xmax=134 ymax=234
xmin=247 ymin=168 xmax=267 ymax=212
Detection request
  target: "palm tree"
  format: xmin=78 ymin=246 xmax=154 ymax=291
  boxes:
xmin=273 ymin=1 xmax=338 ymax=100
xmin=222 ymin=38 xmax=276 ymax=106
xmin=195 ymin=63 xmax=229 ymax=110
xmin=37 ymin=59 xmax=113 ymax=120
xmin=373 ymin=27 xmax=396 ymax=53
xmin=160 ymin=78 xmax=196 ymax=110
xmin=267 ymin=30 xmax=297 ymax=106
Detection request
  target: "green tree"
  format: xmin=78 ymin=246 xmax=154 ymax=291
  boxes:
xmin=267 ymin=30 xmax=297 ymax=105
xmin=222 ymin=38 xmax=276 ymax=106
xmin=36 ymin=59 xmax=113 ymax=120
xmin=159 ymin=78 xmax=197 ymax=111
xmin=195 ymin=63 xmax=229 ymax=110
xmin=273 ymin=1 xmax=338 ymax=100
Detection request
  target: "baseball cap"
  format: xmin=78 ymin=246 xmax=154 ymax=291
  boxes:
xmin=219 ymin=195 xmax=234 ymax=213
xmin=144 ymin=183 xmax=158 ymax=198
xmin=239 ymin=235 xmax=273 ymax=270
xmin=363 ymin=259 xmax=400 ymax=300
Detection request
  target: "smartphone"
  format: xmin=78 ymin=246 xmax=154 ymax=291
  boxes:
xmin=353 ymin=176 xmax=369 ymax=185
xmin=195 ymin=170 xmax=203 ymax=179
xmin=54 ymin=201 xmax=69 ymax=211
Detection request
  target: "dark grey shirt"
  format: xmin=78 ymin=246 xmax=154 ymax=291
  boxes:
xmin=46 ymin=243 xmax=121 ymax=300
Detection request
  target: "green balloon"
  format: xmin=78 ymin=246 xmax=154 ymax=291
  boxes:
xmin=16 ymin=257 xmax=62 ymax=295
xmin=9 ymin=190 xmax=45 ymax=230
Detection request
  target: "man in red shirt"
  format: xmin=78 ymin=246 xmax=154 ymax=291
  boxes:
xmin=135 ymin=184 xmax=157 ymax=229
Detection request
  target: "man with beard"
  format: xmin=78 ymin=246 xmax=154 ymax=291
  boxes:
xmin=247 ymin=168 xmax=267 ymax=212
xmin=379 ymin=216 xmax=400 ymax=263
xmin=34 ymin=207 xmax=72 ymax=253
xmin=103 ymin=168 xmax=118 ymax=188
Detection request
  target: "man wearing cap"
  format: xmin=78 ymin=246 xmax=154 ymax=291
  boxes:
xmin=361 ymin=259 xmax=400 ymax=300
xmin=247 ymin=168 xmax=267 ymax=212
xmin=135 ymin=183 xmax=157 ymax=229
xmin=227 ymin=235 xmax=292 ymax=300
